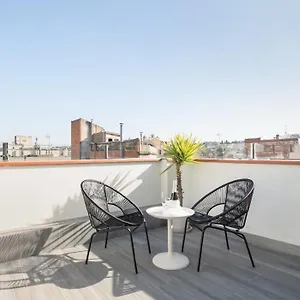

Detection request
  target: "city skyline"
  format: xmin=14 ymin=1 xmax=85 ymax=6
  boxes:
xmin=1 ymin=125 xmax=298 ymax=146
xmin=1 ymin=1 xmax=300 ymax=145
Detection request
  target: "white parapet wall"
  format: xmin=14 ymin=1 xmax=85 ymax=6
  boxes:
xmin=0 ymin=158 xmax=300 ymax=250
xmin=181 ymin=160 xmax=300 ymax=247
xmin=0 ymin=159 xmax=164 ymax=232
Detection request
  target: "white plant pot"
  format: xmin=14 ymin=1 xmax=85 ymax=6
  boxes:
xmin=172 ymin=218 xmax=192 ymax=233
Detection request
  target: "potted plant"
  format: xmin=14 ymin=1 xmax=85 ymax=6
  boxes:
xmin=161 ymin=133 xmax=203 ymax=232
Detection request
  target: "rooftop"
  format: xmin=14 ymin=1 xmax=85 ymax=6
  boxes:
xmin=104 ymin=131 xmax=120 ymax=136
xmin=0 ymin=158 xmax=300 ymax=300
xmin=245 ymin=137 xmax=298 ymax=143
xmin=0 ymin=227 xmax=299 ymax=300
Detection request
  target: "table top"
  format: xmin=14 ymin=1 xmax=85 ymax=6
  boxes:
xmin=146 ymin=206 xmax=194 ymax=220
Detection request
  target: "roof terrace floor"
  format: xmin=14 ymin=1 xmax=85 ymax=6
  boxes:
xmin=0 ymin=227 xmax=299 ymax=300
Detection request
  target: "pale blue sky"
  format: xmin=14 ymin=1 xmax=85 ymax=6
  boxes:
xmin=0 ymin=1 xmax=299 ymax=145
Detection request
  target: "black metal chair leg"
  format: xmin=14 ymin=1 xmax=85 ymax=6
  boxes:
xmin=86 ymin=232 xmax=97 ymax=265
xmin=128 ymin=229 xmax=138 ymax=274
xmin=224 ymin=226 xmax=230 ymax=250
xmin=197 ymin=226 xmax=209 ymax=272
xmin=144 ymin=221 xmax=151 ymax=254
xmin=105 ymin=228 xmax=109 ymax=248
xmin=181 ymin=219 xmax=189 ymax=252
xmin=239 ymin=233 xmax=255 ymax=268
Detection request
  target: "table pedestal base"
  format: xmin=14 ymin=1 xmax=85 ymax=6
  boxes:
xmin=152 ymin=252 xmax=189 ymax=270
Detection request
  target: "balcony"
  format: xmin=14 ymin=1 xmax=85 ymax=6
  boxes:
xmin=0 ymin=158 xmax=300 ymax=299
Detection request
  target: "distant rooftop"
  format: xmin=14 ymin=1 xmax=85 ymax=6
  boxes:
xmin=104 ymin=131 xmax=120 ymax=136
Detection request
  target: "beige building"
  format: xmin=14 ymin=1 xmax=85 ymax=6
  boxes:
xmin=14 ymin=135 xmax=32 ymax=146
xmin=92 ymin=131 xmax=120 ymax=143
xmin=140 ymin=137 xmax=164 ymax=156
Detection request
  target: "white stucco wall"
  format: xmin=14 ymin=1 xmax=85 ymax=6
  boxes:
xmin=0 ymin=159 xmax=299 ymax=248
xmin=181 ymin=162 xmax=300 ymax=247
xmin=0 ymin=161 xmax=162 ymax=232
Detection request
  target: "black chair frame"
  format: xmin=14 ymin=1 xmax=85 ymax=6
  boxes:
xmin=181 ymin=178 xmax=255 ymax=272
xmin=81 ymin=179 xmax=151 ymax=274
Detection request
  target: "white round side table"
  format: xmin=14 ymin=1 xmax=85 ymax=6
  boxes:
xmin=146 ymin=206 xmax=194 ymax=270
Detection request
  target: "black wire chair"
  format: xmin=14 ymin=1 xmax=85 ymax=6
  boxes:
xmin=181 ymin=178 xmax=255 ymax=272
xmin=80 ymin=179 xmax=151 ymax=274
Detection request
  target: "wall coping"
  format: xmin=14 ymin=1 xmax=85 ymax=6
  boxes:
xmin=0 ymin=158 xmax=162 ymax=167
xmin=0 ymin=157 xmax=300 ymax=167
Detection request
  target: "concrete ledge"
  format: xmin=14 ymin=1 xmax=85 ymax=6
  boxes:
xmin=0 ymin=205 xmax=163 ymax=263
xmin=0 ymin=158 xmax=161 ymax=167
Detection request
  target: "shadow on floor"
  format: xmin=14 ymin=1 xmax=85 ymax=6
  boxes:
xmin=0 ymin=250 xmax=149 ymax=298
xmin=0 ymin=231 xmax=160 ymax=298
xmin=0 ymin=227 xmax=53 ymax=263
xmin=0 ymin=253 xmax=110 ymax=290
xmin=53 ymin=260 xmax=109 ymax=289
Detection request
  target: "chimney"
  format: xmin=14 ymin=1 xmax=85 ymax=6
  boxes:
xmin=119 ymin=122 xmax=123 ymax=158
xmin=89 ymin=119 xmax=93 ymax=142
xmin=140 ymin=132 xmax=143 ymax=145
xmin=2 ymin=142 xmax=8 ymax=161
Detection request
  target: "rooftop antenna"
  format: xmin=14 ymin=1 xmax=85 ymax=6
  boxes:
xmin=46 ymin=134 xmax=50 ymax=144
xmin=140 ymin=132 xmax=143 ymax=145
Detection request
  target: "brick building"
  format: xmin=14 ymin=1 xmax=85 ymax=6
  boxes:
xmin=71 ymin=118 xmax=140 ymax=159
xmin=71 ymin=118 xmax=104 ymax=159
xmin=244 ymin=134 xmax=298 ymax=159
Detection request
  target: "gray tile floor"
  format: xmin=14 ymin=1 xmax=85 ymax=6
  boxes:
xmin=0 ymin=227 xmax=299 ymax=300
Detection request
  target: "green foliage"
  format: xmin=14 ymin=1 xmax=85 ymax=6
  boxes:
xmin=161 ymin=133 xmax=203 ymax=206
xmin=161 ymin=133 xmax=203 ymax=173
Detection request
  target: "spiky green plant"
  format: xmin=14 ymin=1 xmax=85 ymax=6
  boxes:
xmin=161 ymin=133 xmax=203 ymax=206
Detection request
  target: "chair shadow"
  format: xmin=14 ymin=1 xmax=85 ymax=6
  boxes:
xmin=0 ymin=253 xmax=109 ymax=291
xmin=87 ymin=237 xmax=160 ymax=298
xmin=53 ymin=260 xmax=109 ymax=289
xmin=0 ymin=235 xmax=161 ymax=298
xmin=0 ymin=248 xmax=147 ymax=298
xmin=62 ymin=252 xmax=140 ymax=297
